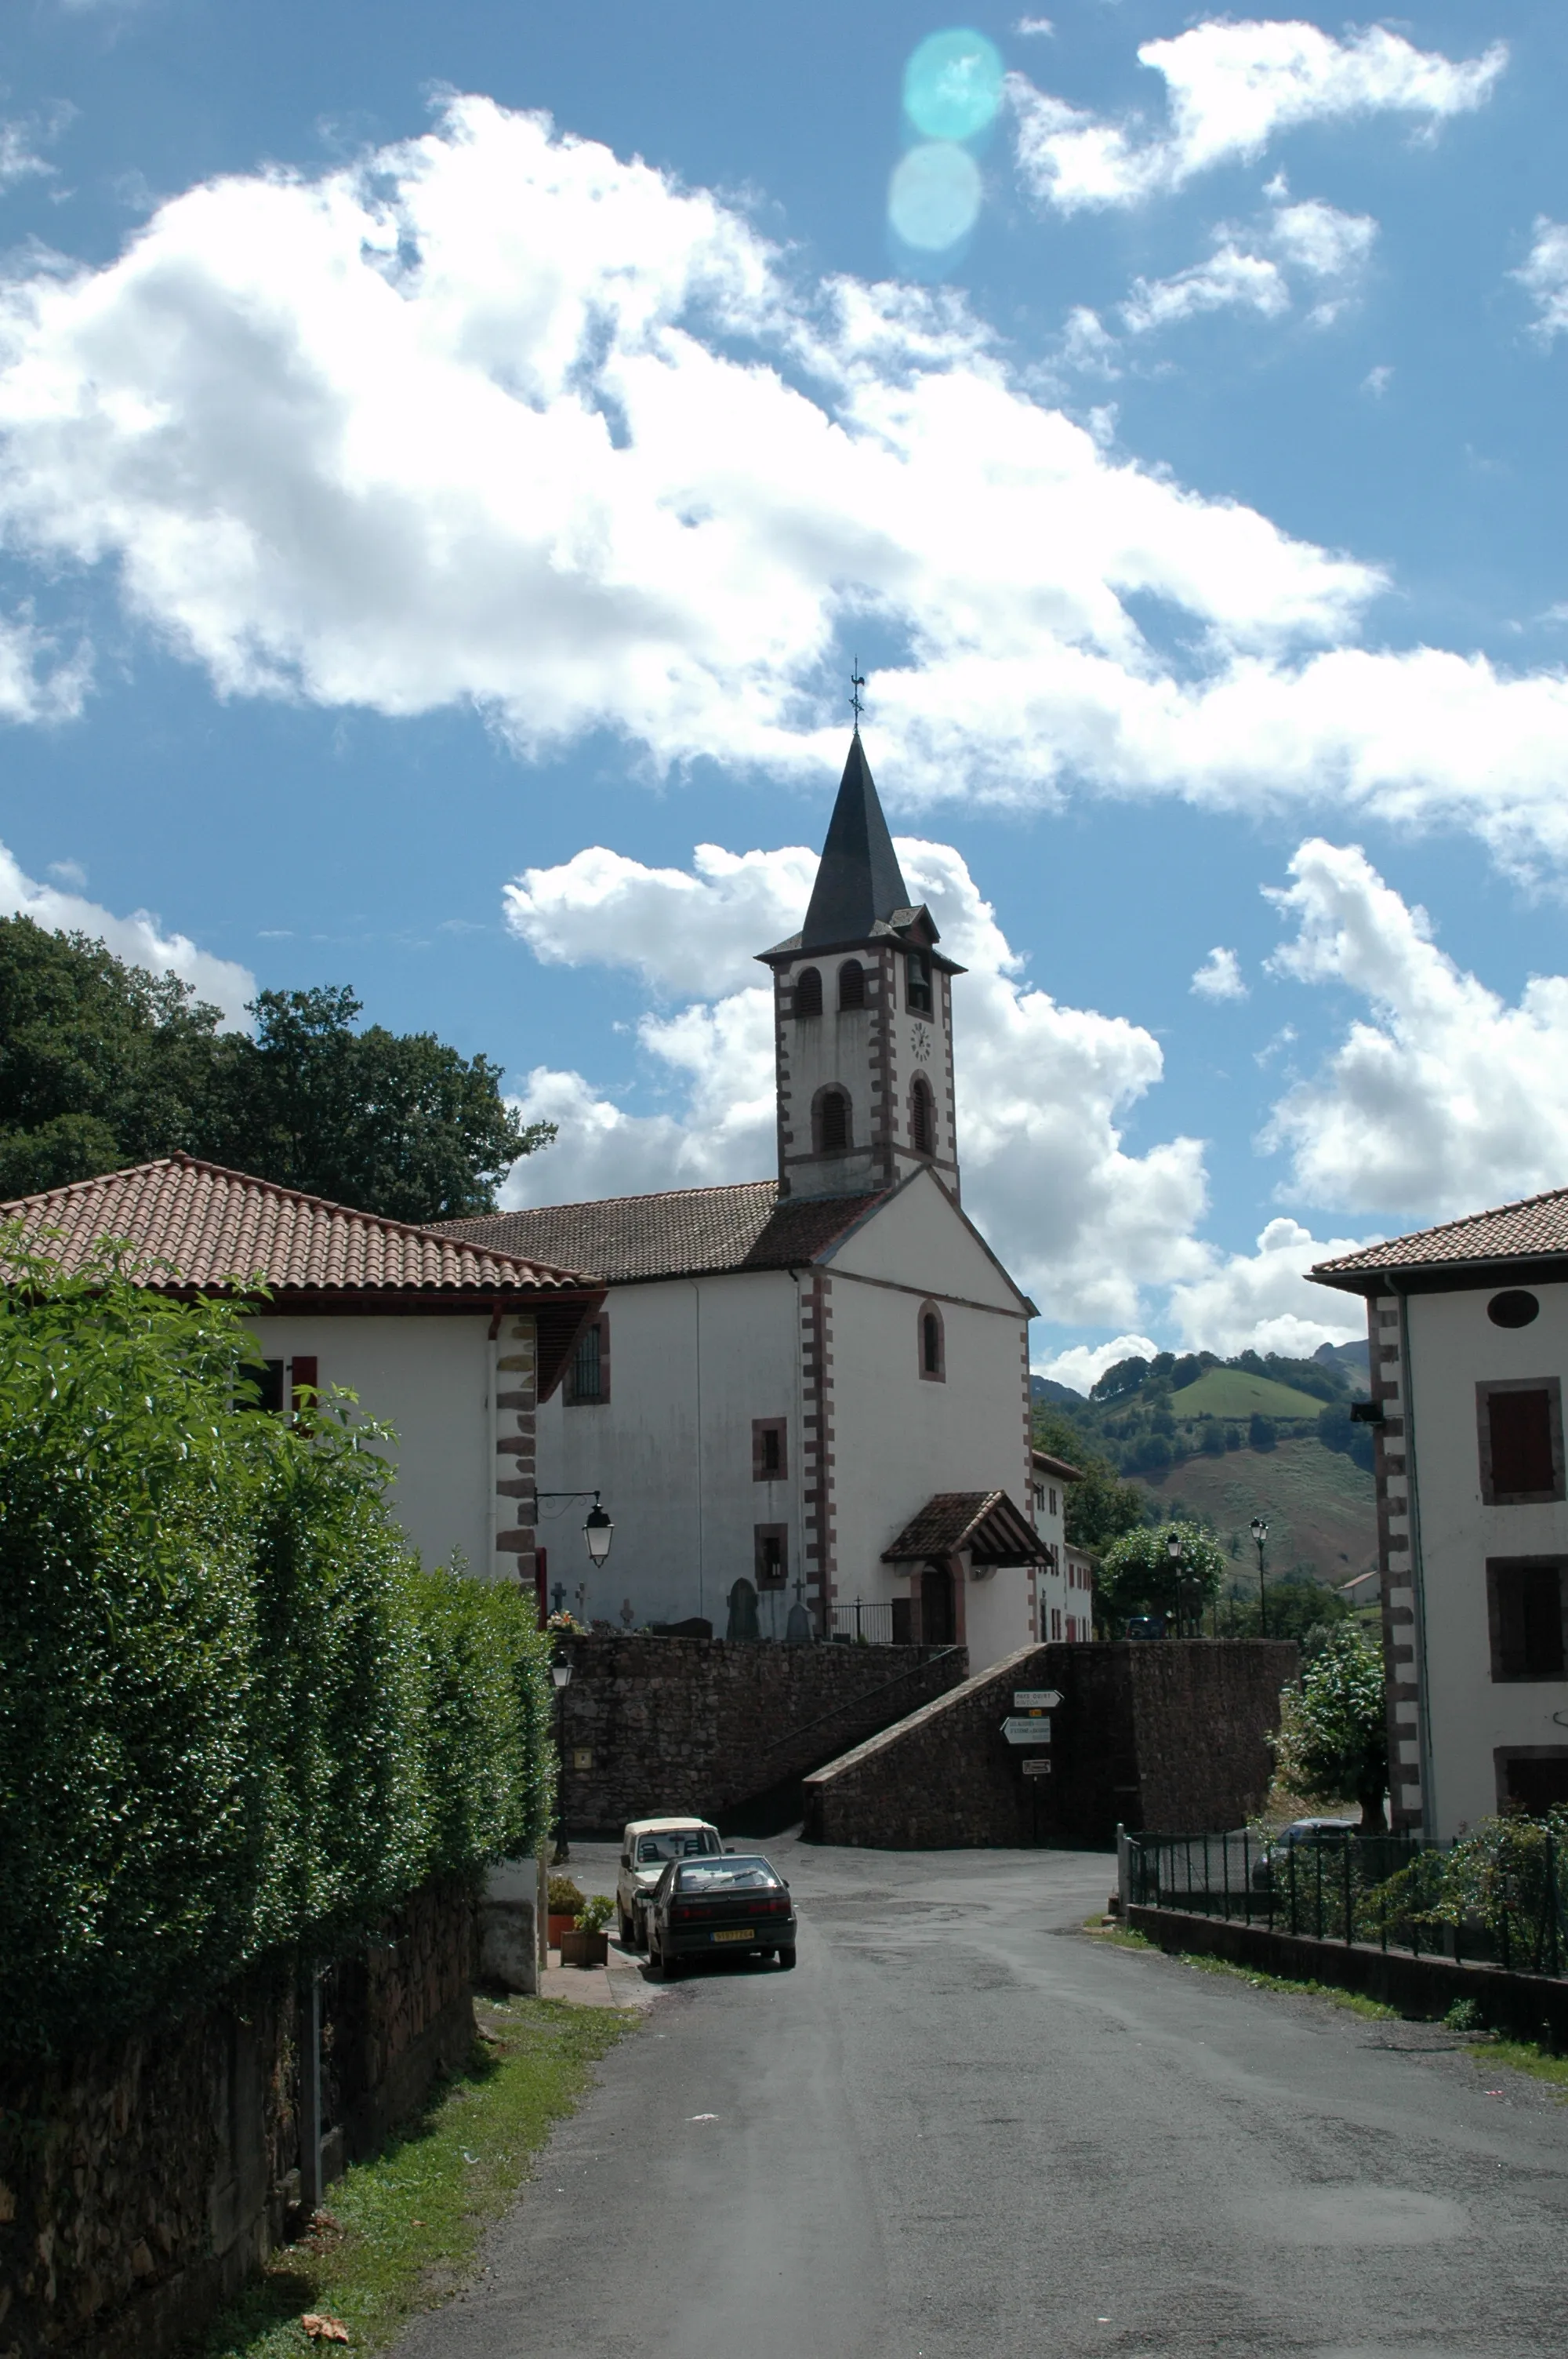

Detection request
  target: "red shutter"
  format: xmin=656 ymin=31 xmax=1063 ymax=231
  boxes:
xmin=1490 ymin=1390 xmax=1554 ymax=1494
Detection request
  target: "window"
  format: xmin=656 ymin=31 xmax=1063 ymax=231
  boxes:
xmin=1033 ymin=1481 xmax=1046 ymax=1512
xmin=1478 ymin=1379 xmax=1564 ymax=1503
xmin=1496 ymin=1748 xmax=1568 ymax=1814
xmin=755 ymin=1525 xmax=788 ymax=1587
xmin=245 ymin=1356 xmax=316 ymax=1419
xmin=1051 ymin=1607 xmax=1062 ymax=1641
xmin=752 ymin=1418 xmax=787 ymax=1481
xmin=910 ymin=1074 xmax=935 ymax=1157
xmin=918 ymin=1300 xmax=945 ymax=1383
xmin=1488 ymin=1559 xmax=1568 ymax=1681
xmin=1049 ymin=1487 xmax=1058 ymax=1517
xmin=793 ymin=965 xmax=822 ymax=1018
xmin=1490 ymin=1289 xmax=1541 ymax=1329
xmin=906 ymin=948 xmax=933 ymax=1014
xmin=249 ymin=1358 xmax=285 ymax=1413
xmin=568 ymin=1318 xmax=609 ymax=1405
xmin=837 ymin=960 xmax=866 ymax=1012
xmin=816 ymin=1087 xmax=851 ymax=1154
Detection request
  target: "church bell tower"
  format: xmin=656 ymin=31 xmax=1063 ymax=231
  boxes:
xmin=757 ymin=732 xmax=965 ymax=1203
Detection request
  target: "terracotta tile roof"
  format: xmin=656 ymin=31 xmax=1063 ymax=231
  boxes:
xmin=437 ymin=1181 xmax=887 ymax=1285
xmin=1311 ymin=1186 xmax=1568 ymax=1289
xmin=1031 ymin=1447 xmax=1084 ymax=1483
xmin=0 ymin=1156 xmax=593 ymax=1296
xmin=882 ymin=1491 xmax=1047 ymax=1565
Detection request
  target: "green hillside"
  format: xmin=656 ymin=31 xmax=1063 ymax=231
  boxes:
xmin=1143 ymin=1435 xmax=1377 ymax=1590
xmin=1169 ymin=1367 xmax=1327 ymax=1421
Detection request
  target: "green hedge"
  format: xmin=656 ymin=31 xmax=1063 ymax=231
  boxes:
xmin=0 ymin=1234 xmax=554 ymax=2060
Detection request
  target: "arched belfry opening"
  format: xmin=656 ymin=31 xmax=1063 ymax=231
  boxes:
xmin=757 ymin=731 xmax=966 ymax=1203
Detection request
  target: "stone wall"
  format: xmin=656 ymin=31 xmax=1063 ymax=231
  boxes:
xmin=802 ymin=1640 xmax=1297 ymax=1850
xmin=0 ymin=1877 xmax=477 ymax=2359
xmin=556 ymin=1634 xmax=969 ymax=1836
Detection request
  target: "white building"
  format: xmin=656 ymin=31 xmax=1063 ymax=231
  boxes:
xmin=448 ymin=733 xmax=1051 ymax=1668
xmin=2 ymin=1152 xmax=601 ymax=1583
xmin=1312 ymin=1194 xmax=1568 ymax=1837
xmin=1030 ymin=1446 xmax=1094 ymax=1641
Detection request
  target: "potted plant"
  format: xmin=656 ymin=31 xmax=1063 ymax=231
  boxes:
xmin=547 ymin=1874 xmax=585 ymax=1951
xmin=560 ymin=1892 xmax=613 ymax=1968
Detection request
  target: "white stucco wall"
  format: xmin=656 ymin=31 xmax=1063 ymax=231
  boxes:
xmin=246 ymin=1313 xmax=496 ymax=1579
xmin=1406 ymin=1282 xmax=1568 ymax=1837
xmin=534 ymin=1270 xmax=804 ymax=1636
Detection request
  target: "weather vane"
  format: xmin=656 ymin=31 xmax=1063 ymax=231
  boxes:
xmin=849 ymin=656 xmax=866 ymax=729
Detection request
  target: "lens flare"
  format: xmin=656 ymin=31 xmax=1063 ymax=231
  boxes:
xmin=902 ymin=27 xmax=1005 ymax=143
xmin=887 ymin=142 xmax=983 ymax=253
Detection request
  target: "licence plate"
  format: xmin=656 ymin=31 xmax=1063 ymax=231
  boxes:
xmin=711 ymin=1927 xmax=753 ymax=1943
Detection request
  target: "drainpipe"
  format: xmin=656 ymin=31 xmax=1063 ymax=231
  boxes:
xmin=686 ymin=1279 xmax=705 ymax=1625
xmin=1399 ymin=1285 xmax=1438 ymax=1840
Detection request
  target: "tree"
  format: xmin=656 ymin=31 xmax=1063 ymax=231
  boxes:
xmin=1249 ymin=1411 xmax=1277 ymax=1452
xmin=1097 ymin=1521 xmax=1225 ymax=1635
xmin=1272 ymin=1627 xmax=1388 ymax=1827
xmin=1033 ymin=1412 xmax=1145 ymax=1561
xmin=0 ymin=923 xmax=555 ymax=1223
xmin=1218 ymin=1575 xmax=1353 ymax=1653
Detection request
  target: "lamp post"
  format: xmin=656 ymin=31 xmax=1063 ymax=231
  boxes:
xmin=1166 ymin=1532 xmax=1185 ymax=1639
xmin=1250 ymin=1515 xmax=1270 ymax=1638
xmin=550 ymin=1654 xmax=573 ymax=1864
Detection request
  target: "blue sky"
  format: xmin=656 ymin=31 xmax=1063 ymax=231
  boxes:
xmin=3 ymin=0 xmax=1568 ymax=1379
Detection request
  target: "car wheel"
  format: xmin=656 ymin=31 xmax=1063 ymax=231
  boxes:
xmin=776 ymin=1946 xmax=797 ymax=1971
xmin=619 ymin=1910 xmax=637 ymax=1946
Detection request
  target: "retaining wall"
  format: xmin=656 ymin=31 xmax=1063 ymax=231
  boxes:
xmin=802 ymin=1640 xmax=1296 ymax=1849
xmin=0 ymin=1877 xmax=477 ymax=2359
xmin=1128 ymin=1903 xmax=1568 ymax=2047
xmin=556 ymin=1634 xmax=968 ymax=1835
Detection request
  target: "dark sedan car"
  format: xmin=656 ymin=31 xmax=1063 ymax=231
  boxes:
xmin=646 ymin=1853 xmax=797 ymax=1976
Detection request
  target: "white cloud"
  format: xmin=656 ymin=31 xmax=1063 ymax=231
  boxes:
xmin=1011 ymin=20 xmax=1505 ymax=216
xmin=1123 ymin=242 xmax=1289 ymax=334
xmin=0 ymin=840 xmax=254 ymax=1022
xmin=1362 ymin=364 xmax=1393 ymax=398
xmin=1262 ymin=838 xmax=1568 ymax=1221
xmin=10 ymin=96 xmax=1568 ymax=872
xmin=1515 ymin=218 xmax=1568 ymax=346
xmin=1014 ymin=17 xmax=1054 ymax=38
xmin=1269 ymin=194 xmax=1376 ymax=282
xmin=1120 ymin=188 xmax=1374 ymax=339
xmin=1034 ymin=1332 xmax=1158 ymax=1393
xmin=0 ymin=609 xmax=89 ymax=723
xmin=1190 ymin=945 xmax=1246 ymax=1001
xmin=1165 ymin=1216 xmax=1369 ymax=1357
xmin=503 ymin=832 xmax=1209 ymax=1326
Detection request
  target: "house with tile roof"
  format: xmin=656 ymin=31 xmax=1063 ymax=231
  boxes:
xmin=1312 ymin=1189 xmax=1568 ymax=1837
xmin=0 ymin=1153 xmax=602 ymax=1584
xmin=441 ymin=735 xmax=1051 ymax=1667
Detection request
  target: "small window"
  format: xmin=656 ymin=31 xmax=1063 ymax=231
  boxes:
xmin=1049 ymin=1487 xmax=1058 ymax=1517
xmin=906 ymin=949 xmax=933 ymax=1015
xmin=918 ymin=1300 xmax=945 ymax=1382
xmin=1497 ymin=1748 xmax=1568 ymax=1815
xmin=794 ymin=966 xmax=822 ymax=1019
xmin=1488 ymin=1559 xmax=1568 ymax=1680
xmin=911 ymin=1074 xmax=935 ymax=1157
xmin=755 ymin=1525 xmax=788 ymax=1588
xmin=1490 ymin=1290 xmax=1541 ymax=1329
xmin=1479 ymin=1379 xmax=1563 ymax=1503
xmin=753 ymin=1418 xmax=787 ymax=1481
xmin=837 ymin=960 xmax=866 ymax=1012
xmin=568 ymin=1318 xmax=608 ymax=1406
xmin=1051 ymin=1608 xmax=1062 ymax=1641
xmin=1033 ymin=1481 xmax=1046 ymax=1512
xmin=817 ymin=1088 xmax=851 ymax=1154
xmin=246 ymin=1358 xmax=285 ymax=1413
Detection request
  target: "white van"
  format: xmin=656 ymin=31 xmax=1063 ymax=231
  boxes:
xmin=617 ymin=1816 xmax=723 ymax=1946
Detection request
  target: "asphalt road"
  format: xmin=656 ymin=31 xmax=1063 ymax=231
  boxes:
xmin=397 ymin=1835 xmax=1568 ymax=2359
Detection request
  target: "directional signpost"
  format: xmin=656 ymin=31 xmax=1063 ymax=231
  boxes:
xmin=1014 ymin=1689 xmax=1062 ymax=1710
xmin=1022 ymin=1759 xmax=1052 ymax=1777
xmin=1003 ymin=1714 xmax=1051 ymax=1743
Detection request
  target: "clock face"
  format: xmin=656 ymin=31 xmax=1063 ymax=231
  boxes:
xmin=910 ymin=1020 xmax=933 ymax=1064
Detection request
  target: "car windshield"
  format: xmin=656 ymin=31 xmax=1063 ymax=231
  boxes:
xmin=676 ymin=1859 xmax=775 ymax=1892
xmin=636 ymin=1830 xmax=720 ymax=1864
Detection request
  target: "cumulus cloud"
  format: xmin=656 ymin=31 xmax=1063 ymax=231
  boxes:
xmin=503 ymin=831 xmax=1209 ymax=1326
xmin=1034 ymin=1332 xmax=1159 ymax=1394
xmin=1262 ymin=838 xmax=1568 ymax=1221
xmin=1120 ymin=187 xmax=1374 ymax=338
xmin=0 ymin=839 xmax=254 ymax=1021
xmin=1010 ymin=20 xmax=1504 ymax=215
xmin=1190 ymin=946 xmax=1246 ymax=1001
xmin=0 ymin=609 xmax=89 ymax=723
xmin=1165 ymin=1216 xmax=1370 ymax=1356
xmin=1123 ymin=243 xmax=1290 ymax=334
xmin=10 ymin=96 xmax=1568 ymax=870
xmin=1515 ymin=219 xmax=1568 ymax=346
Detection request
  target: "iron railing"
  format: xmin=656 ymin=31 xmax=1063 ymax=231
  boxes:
xmin=829 ymin=1598 xmax=897 ymax=1645
xmin=1120 ymin=1825 xmax=1568 ymax=1977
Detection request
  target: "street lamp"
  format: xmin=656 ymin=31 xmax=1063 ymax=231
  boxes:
xmin=535 ymin=1488 xmax=615 ymax=1572
xmin=1250 ymin=1516 xmax=1269 ymax=1638
xmin=1166 ymin=1532 xmax=1184 ymax=1638
xmin=550 ymin=1653 xmax=573 ymax=1865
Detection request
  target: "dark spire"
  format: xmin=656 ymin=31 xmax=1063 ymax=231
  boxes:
xmin=799 ymin=735 xmax=911 ymax=949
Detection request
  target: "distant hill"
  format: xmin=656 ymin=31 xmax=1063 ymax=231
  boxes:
xmin=1316 ymin=1339 xmax=1370 ymax=1374
xmin=1030 ymin=1375 xmax=1087 ymax=1405
xmin=1169 ymin=1367 xmax=1328 ymax=1422
xmin=1142 ymin=1435 xmax=1377 ymax=1591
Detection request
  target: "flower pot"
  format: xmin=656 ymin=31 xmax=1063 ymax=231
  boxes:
xmin=546 ymin=1912 xmax=577 ymax=1949
xmin=559 ymin=1928 xmax=610 ymax=1968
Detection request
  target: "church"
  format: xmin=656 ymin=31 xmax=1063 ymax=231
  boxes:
xmin=445 ymin=733 xmax=1065 ymax=1671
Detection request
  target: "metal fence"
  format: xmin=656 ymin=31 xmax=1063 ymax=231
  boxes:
xmin=828 ymin=1598 xmax=897 ymax=1645
xmin=1121 ymin=1825 xmax=1568 ymax=1977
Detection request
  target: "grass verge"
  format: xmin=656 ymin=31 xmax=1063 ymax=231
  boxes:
xmin=1087 ymin=1918 xmax=1568 ymax=2089
xmin=200 ymin=1996 xmax=630 ymax=2357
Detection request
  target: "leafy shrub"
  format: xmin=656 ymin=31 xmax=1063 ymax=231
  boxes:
xmin=547 ymin=1876 xmax=586 ymax=1915
xmin=0 ymin=1234 xmax=554 ymax=2059
xmin=1271 ymin=1627 xmax=1386 ymax=1823
xmin=1249 ymin=1412 xmax=1277 ymax=1451
xmin=575 ymin=1894 xmax=615 ymax=1934
xmin=1098 ymin=1521 xmax=1225 ymax=1633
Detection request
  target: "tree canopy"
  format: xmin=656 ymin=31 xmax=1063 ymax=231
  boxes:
xmin=0 ymin=918 xmax=554 ymax=1222
xmin=1096 ymin=1520 xmax=1226 ymax=1635
xmin=1272 ymin=1627 xmax=1388 ymax=1827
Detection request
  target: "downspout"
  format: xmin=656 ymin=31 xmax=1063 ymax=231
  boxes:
xmin=1399 ymin=1284 xmax=1438 ymax=1838
xmin=686 ymin=1278 xmax=705 ymax=1625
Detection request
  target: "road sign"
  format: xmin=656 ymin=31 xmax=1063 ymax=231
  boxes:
xmin=1014 ymin=1688 xmax=1062 ymax=1710
xmin=1002 ymin=1715 xmax=1051 ymax=1744
xmin=1022 ymin=1758 xmax=1052 ymax=1777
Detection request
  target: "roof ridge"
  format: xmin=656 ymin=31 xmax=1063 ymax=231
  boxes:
xmin=448 ymin=1178 xmax=779 ymax=1221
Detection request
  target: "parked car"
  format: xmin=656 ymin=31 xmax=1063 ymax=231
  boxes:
xmin=645 ymin=1852 xmax=797 ymax=1976
xmin=1249 ymin=1816 xmax=1359 ymax=1891
xmin=616 ymin=1816 xmax=723 ymax=1946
